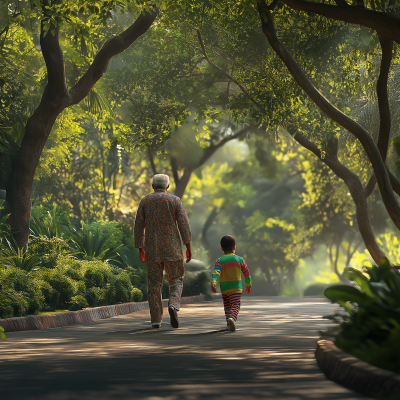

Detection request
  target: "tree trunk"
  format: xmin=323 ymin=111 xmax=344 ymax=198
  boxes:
xmin=6 ymin=86 xmax=68 ymax=249
xmin=5 ymin=6 xmax=158 ymax=249
xmin=293 ymin=132 xmax=385 ymax=264
xmin=175 ymin=169 xmax=193 ymax=199
xmin=258 ymin=9 xmax=400 ymax=233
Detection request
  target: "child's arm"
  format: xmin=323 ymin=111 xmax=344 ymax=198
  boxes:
xmin=240 ymin=260 xmax=252 ymax=294
xmin=211 ymin=261 xmax=222 ymax=293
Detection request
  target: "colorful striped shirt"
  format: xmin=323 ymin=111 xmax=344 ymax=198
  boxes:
xmin=211 ymin=254 xmax=252 ymax=295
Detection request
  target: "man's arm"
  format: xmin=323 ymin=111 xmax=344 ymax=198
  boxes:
xmin=134 ymin=199 xmax=146 ymax=250
xmin=175 ymin=198 xmax=192 ymax=261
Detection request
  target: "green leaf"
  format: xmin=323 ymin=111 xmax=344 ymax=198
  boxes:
xmin=378 ymin=257 xmax=392 ymax=281
xmin=344 ymin=268 xmax=376 ymax=298
xmin=0 ymin=326 xmax=6 ymax=341
xmin=324 ymin=285 xmax=366 ymax=303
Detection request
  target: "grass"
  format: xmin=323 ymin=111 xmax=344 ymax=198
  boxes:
xmin=29 ymin=309 xmax=70 ymax=316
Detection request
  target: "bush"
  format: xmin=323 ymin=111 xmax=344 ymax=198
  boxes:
xmin=0 ymin=270 xmax=17 ymax=318
xmin=185 ymin=259 xmax=207 ymax=272
xmin=85 ymin=221 xmax=124 ymax=251
xmin=37 ymin=268 xmax=77 ymax=305
xmin=303 ymin=283 xmax=332 ymax=296
xmin=131 ymin=288 xmax=143 ymax=302
xmin=84 ymin=261 xmax=113 ymax=288
xmin=106 ymin=273 xmax=133 ymax=303
xmin=324 ymin=257 xmax=400 ymax=373
xmin=29 ymin=237 xmax=70 ymax=268
xmin=0 ymin=230 xmax=145 ymax=318
xmin=83 ymin=287 xmax=100 ymax=307
xmin=182 ymin=270 xmax=212 ymax=299
xmin=69 ymin=295 xmax=89 ymax=311
xmin=0 ymin=267 xmax=45 ymax=317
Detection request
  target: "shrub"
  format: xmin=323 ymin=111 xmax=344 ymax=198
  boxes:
xmin=69 ymin=295 xmax=89 ymax=311
xmin=83 ymin=261 xmax=113 ymax=287
xmin=84 ymin=287 xmax=101 ymax=307
xmin=30 ymin=206 xmax=68 ymax=239
xmin=116 ymin=244 xmax=144 ymax=269
xmin=0 ymin=267 xmax=45 ymax=317
xmin=303 ymin=283 xmax=332 ymax=296
xmin=29 ymin=237 xmax=70 ymax=268
xmin=68 ymin=224 xmax=110 ymax=261
xmin=182 ymin=270 xmax=212 ymax=299
xmin=37 ymin=268 xmax=77 ymax=305
xmin=0 ymin=270 xmax=17 ymax=318
xmin=324 ymin=257 xmax=400 ymax=374
xmin=131 ymin=288 xmax=143 ymax=302
xmin=0 ymin=239 xmax=42 ymax=272
xmin=106 ymin=273 xmax=133 ymax=303
xmin=85 ymin=221 xmax=124 ymax=252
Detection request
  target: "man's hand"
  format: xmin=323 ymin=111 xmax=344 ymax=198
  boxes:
xmin=211 ymin=284 xmax=217 ymax=293
xmin=185 ymin=243 xmax=192 ymax=263
xmin=139 ymin=248 xmax=145 ymax=263
xmin=245 ymin=288 xmax=251 ymax=294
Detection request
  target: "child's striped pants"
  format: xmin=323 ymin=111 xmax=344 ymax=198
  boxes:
xmin=222 ymin=292 xmax=241 ymax=324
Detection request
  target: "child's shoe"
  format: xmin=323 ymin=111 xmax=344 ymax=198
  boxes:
xmin=228 ymin=318 xmax=236 ymax=332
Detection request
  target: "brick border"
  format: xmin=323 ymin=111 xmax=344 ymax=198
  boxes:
xmin=315 ymin=339 xmax=400 ymax=398
xmin=0 ymin=294 xmax=222 ymax=333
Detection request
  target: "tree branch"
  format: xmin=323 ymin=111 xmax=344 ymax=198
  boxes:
xmin=291 ymin=130 xmax=385 ymax=264
xmin=334 ymin=0 xmax=349 ymax=6
xmin=198 ymin=127 xmax=249 ymax=167
xmin=201 ymin=206 xmax=220 ymax=251
xmin=363 ymin=34 xmax=393 ymax=196
xmin=280 ymin=0 xmax=400 ymax=43
xmin=376 ymin=35 xmax=393 ymax=160
xmin=258 ymin=6 xmax=400 ymax=232
xmin=332 ymin=242 xmax=350 ymax=283
xmin=147 ymin=147 xmax=157 ymax=175
xmin=40 ymin=1 xmax=67 ymax=97
xmin=364 ymin=174 xmax=377 ymax=197
xmin=69 ymin=7 xmax=158 ymax=105
xmin=170 ymin=157 xmax=180 ymax=187
xmin=196 ymin=29 xmax=263 ymax=109
xmin=388 ymin=168 xmax=400 ymax=195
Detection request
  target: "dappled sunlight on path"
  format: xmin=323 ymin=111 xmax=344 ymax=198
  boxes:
xmin=0 ymin=297 xmax=369 ymax=399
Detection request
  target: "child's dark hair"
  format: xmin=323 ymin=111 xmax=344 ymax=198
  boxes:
xmin=220 ymin=235 xmax=236 ymax=252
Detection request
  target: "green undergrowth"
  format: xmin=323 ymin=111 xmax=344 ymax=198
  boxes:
xmin=1 ymin=213 xmax=212 ymax=319
xmin=324 ymin=257 xmax=400 ymax=374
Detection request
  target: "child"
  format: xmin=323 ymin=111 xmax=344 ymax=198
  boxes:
xmin=211 ymin=235 xmax=252 ymax=332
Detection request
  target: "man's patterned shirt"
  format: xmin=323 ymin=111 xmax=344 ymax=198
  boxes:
xmin=134 ymin=189 xmax=192 ymax=262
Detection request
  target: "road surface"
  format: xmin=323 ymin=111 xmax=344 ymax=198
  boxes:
xmin=0 ymin=297 xmax=368 ymax=399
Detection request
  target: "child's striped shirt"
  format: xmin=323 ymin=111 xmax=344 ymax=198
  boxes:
xmin=211 ymin=254 xmax=252 ymax=295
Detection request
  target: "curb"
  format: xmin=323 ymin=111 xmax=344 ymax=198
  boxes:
xmin=315 ymin=339 xmax=400 ymax=399
xmin=0 ymin=293 xmax=222 ymax=333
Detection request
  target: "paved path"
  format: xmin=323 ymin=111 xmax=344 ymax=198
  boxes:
xmin=0 ymin=297 xmax=369 ymax=400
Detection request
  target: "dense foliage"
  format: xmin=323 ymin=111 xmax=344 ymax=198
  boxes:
xmin=324 ymin=258 xmax=400 ymax=373
xmin=0 ymin=211 xmax=211 ymax=318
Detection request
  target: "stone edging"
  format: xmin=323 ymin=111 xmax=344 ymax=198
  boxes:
xmin=315 ymin=339 xmax=400 ymax=399
xmin=0 ymin=294 xmax=222 ymax=333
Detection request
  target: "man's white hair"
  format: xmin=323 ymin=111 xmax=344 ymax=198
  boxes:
xmin=152 ymin=174 xmax=170 ymax=189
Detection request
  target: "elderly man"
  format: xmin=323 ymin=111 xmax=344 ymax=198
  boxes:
xmin=134 ymin=174 xmax=192 ymax=329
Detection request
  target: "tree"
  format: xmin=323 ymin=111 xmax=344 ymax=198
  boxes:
xmin=1 ymin=1 xmax=158 ymax=249
xmin=33 ymin=120 xmax=155 ymax=223
xmin=256 ymin=0 xmax=400 ymax=262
